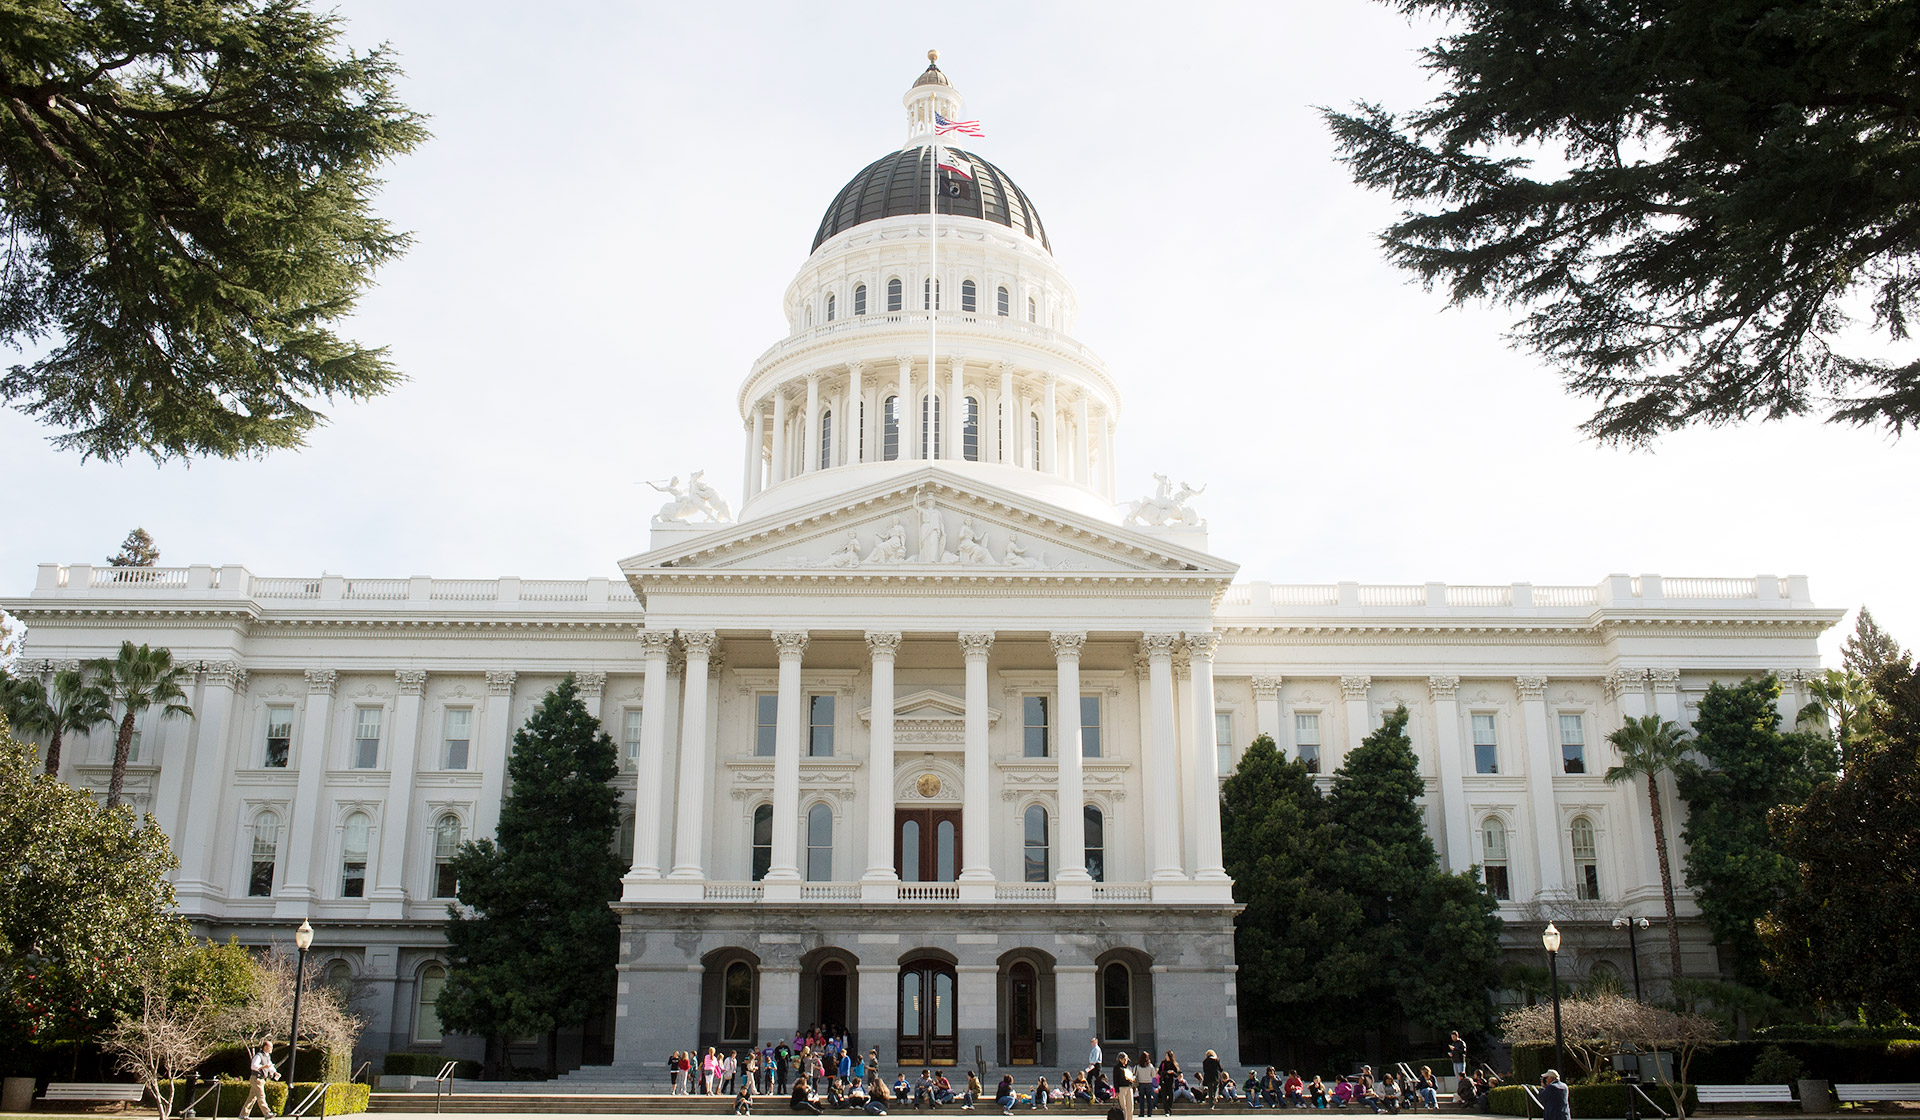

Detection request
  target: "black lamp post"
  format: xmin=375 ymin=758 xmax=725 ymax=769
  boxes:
xmin=288 ymin=920 xmax=314 ymax=1086
xmin=1612 ymin=915 xmax=1650 ymax=1000
xmin=1543 ymin=922 xmax=1565 ymax=1075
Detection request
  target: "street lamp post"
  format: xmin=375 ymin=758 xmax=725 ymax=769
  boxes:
xmin=288 ymin=920 xmax=314 ymax=1088
xmin=1611 ymin=915 xmax=1650 ymax=1000
xmin=1543 ymin=922 xmax=1565 ymax=1075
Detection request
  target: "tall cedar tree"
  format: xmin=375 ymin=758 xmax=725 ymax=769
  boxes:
xmin=0 ymin=0 xmax=427 ymax=462
xmin=1762 ymin=652 xmax=1920 ymax=1022
xmin=1843 ymin=608 xmax=1910 ymax=684
xmin=1324 ymin=1 xmax=1920 ymax=444
xmin=1325 ymin=706 xmax=1504 ymax=1039
xmin=437 ymin=677 xmax=622 ymax=1073
xmin=1673 ymin=678 xmax=1836 ymax=993
xmin=1221 ymin=734 xmax=1366 ymax=1047
xmin=106 ymin=528 xmax=158 ymax=567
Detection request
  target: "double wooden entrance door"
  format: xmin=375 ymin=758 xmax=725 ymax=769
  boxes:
xmin=895 ymin=808 xmax=961 ymax=882
xmin=898 ymin=959 xmax=958 ymax=1065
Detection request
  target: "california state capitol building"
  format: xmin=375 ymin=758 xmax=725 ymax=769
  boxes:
xmin=3 ymin=58 xmax=1840 ymax=1077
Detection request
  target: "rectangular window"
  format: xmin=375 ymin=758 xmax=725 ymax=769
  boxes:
xmin=1023 ymin=695 xmax=1050 ymax=758
xmin=1578 ymin=863 xmax=1601 ymax=901
xmin=127 ymin=728 xmax=142 ymax=763
xmin=341 ymin=816 xmax=369 ymax=898
xmin=1294 ymin=713 xmax=1322 ymax=774
xmin=1472 ymin=713 xmax=1499 ymax=775
xmin=1215 ymin=711 xmax=1234 ymax=774
xmin=1080 ymin=695 xmax=1102 ymax=758
xmin=1485 ymin=864 xmax=1511 ymax=900
xmin=808 ymin=694 xmax=835 ymax=757
xmin=854 ymin=285 xmax=867 ymax=316
xmin=441 ymin=708 xmax=471 ymax=770
xmin=1559 ymin=713 xmax=1587 ymax=774
xmin=755 ymin=694 xmax=778 ymax=757
xmin=352 ymin=707 xmax=382 ymax=769
xmin=622 ymin=709 xmax=643 ymax=768
xmin=264 ymin=706 xmax=293 ymax=768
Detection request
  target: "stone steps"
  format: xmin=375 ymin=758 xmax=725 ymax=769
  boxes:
xmin=368 ymin=1092 xmax=1484 ymax=1116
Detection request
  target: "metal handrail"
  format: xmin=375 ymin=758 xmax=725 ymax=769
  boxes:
xmin=1632 ymin=1082 xmax=1674 ymax=1119
xmin=351 ymin=1062 xmax=373 ymax=1086
xmin=434 ymin=1062 xmax=460 ymax=1114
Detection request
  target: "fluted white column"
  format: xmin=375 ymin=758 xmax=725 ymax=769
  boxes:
xmin=1041 ymin=374 xmax=1059 ymax=474
xmin=1428 ymin=675 xmax=1472 ymax=872
xmin=1102 ymin=413 xmax=1117 ymax=499
xmin=1053 ymin=633 xmax=1091 ymax=889
xmin=174 ymin=663 xmax=243 ymax=910
xmin=1516 ymin=675 xmax=1567 ymax=896
xmin=1187 ymin=633 xmax=1228 ymax=881
xmin=897 ymin=357 xmax=915 ymax=460
xmin=802 ymin=374 xmax=822 ymax=474
xmin=1074 ymin=395 xmax=1091 ymax=484
xmin=748 ymin=405 xmax=767 ymax=499
xmin=958 ymin=632 xmax=995 ymax=886
xmin=669 ymin=632 xmax=718 ymax=879
xmin=369 ymin=669 xmax=427 ymax=917
xmin=622 ymin=634 xmax=673 ymax=887
xmin=863 ymin=632 xmax=902 ymax=891
xmin=848 ymin=362 xmax=865 ymax=465
xmin=764 ymin=631 xmax=810 ymax=888
xmin=742 ymin=417 xmax=757 ymax=503
xmin=998 ymin=362 xmax=1015 ymax=465
xmin=1252 ymin=676 xmax=1282 ymax=744
xmin=278 ymin=668 xmax=336 ymax=913
xmin=947 ymin=357 xmax=965 ymax=461
xmin=770 ymin=388 xmax=789 ymax=484
xmin=1142 ymin=634 xmax=1184 ymax=881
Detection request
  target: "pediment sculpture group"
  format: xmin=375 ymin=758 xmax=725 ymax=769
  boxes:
xmin=807 ymin=489 xmax=1055 ymax=570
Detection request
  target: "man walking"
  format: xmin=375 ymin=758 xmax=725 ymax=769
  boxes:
xmin=241 ymin=1040 xmax=278 ymax=1119
xmin=1540 ymin=1071 xmax=1569 ymax=1120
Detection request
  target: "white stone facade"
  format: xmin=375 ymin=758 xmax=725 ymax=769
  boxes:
xmin=3 ymin=61 xmax=1840 ymax=1076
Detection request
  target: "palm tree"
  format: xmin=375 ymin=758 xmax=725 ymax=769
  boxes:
xmin=3 ymin=667 xmax=114 ymax=776
xmin=87 ymin=642 xmax=193 ymax=808
xmin=1605 ymin=713 xmax=1690 ymax=986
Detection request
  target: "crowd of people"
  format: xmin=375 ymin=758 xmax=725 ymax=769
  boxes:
xmin=664 ymin=1028 xmax=1505 ymax=1116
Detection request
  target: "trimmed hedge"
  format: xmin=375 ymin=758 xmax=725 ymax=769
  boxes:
xmin=382 ymin=1052 xmax=481 ymax=1078
xmin=1490 ymin=1083 xmax=1698 ymax=1117
xmin=157 ymin=1079 xmax=370 ymax=1116
xmin=199 ymin=1043 xmax=350 ymax=1082
xmin=289 ymin=1081 xmax=371 ymax=1115
xmin=1756 ymin=1024 xmax=1920 ymax=1042
xmin=1512 ymin=1037 xmax=1920 ymax=1085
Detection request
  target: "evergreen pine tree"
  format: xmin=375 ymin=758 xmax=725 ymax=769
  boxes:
xmin=1843 ymin=608 xmax=1910 ymax=685
xmin=1674 ymin=678 xmax=1836 ymax=993
xmin=436 ymin=676 xmax=623 ymax=1074
xmin=107 ymin=528 xmax=159 ymax=567
xmin=1325 ymin=706 xmax=1503 ymax=1038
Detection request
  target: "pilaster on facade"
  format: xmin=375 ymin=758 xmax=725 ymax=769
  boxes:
xmin=1515 ymin=675 xmax=1548 ymax=701
xmin=1426 ymin=674 xmax=1460 ymax=702
xmin=396 ymin=669 xmax=429 ymax=696
xmin=306 ymin=668 xmax=338 ymax=695
xmin=1339 ymin=675 xmax=1372 ymax=701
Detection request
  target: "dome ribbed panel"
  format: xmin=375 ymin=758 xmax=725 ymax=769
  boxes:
xmin=810 ymin=148 xmax=1052 ymax=254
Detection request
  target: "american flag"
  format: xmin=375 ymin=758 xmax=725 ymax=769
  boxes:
xmin=935 ymin=112 xmax=985 ymax=137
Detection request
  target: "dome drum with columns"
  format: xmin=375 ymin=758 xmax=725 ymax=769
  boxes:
xmin=1 ymin=56 xmax=1841 ymax=1079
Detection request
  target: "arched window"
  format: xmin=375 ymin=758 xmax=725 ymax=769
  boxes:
xmin=432 ymin=814 xmax=461 ymax=899
xmin=1100 ymin=962 xmax=1132 ymax=1042
xmin=923 ymin=277 xmax=941 ymax=310
xmin=1084 ymin=805 xmax=1105 ymax=882
xmin=826 ymin=293 xmax=836 ymax=322
xmin=997 ymin=286 xmax=1010 ymax=317
xmin=1030 ymin=413 xmax=1042 ymax=469
xmin=854 ymin=283 xmax=867 ymax=316
xmin=961 ymin=279 xmax=977 ymax=313
xmin=887 ymin=277 xmax=903 ymax=313
xmin=751 ymin=804 xmax=773 ymax=881
xmin=616 ymin=814 xmax=635 ymax=862
xmin=804 ymin=306 xmax=812 ymax=328
xmin=883 ymin=395 xmax=901 ymax=461
xmin=1023 ymin=804 xmax=1049 ymax=883
xmin=249 ymin=810 xmax=280 ymax=898
xmin=921 ymin=394 xmax=941 ymax=459
xmin=963 ymin=396 xmax=979 ymax=461
xmin=900 ymin=817 xmax=921 ymax=884
xmin=324 ymin=959 xmax=353 ymax=999
xmin=1028 ymin=296 xmax=1037 ymax=323
xmin=1571 ymin=816 xmax=1600 ymax=900
xmin=806 ymin=804 xmax=833 ymax=882
xmin=819 ymin=409 xmax=834 ymax=470
xmin=1481 ymin=818 xmax=1510 ymax=901
xmin=416 ymin=964 xmax=447 ymax=1042
xmin=722 ymin=961 xmax=755 ymax=1042
xmin=340 ymin=810 xmax=370 ymax=898
xmin=1583 ymin=960 xmax=1625 ymax=996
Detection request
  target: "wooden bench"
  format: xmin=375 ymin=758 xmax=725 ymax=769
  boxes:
xmin=1836 ymin=1084 xmax=1920 ymax=1104
xmin=39 ymin=1083 xmax=148 ymax=1109
xmin=1695 ymin=1085 xmax=1796 ymax=1108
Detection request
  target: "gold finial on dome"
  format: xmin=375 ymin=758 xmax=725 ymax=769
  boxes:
xmin=928 ymin=49 xmax=939 ymax=62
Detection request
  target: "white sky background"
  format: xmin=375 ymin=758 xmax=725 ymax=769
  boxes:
xmin=4 ymin=1 xmax=1916 ymax=666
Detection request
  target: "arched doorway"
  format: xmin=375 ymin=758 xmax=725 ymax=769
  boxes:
xmin=1008 ymin=961 xmax=1039 ymax=1064
xmin=899 ymin=958 xmax=957 ymax=1064
xmin=819 ymin=960 xmax=849 ymax=1032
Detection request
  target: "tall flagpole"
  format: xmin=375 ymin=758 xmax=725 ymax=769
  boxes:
xmin=928 ymin=123 xmax=938 ymax=461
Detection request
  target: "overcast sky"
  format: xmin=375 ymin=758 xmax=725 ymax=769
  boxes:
xmin=5 ymin=2 xmax=1914 ymax=665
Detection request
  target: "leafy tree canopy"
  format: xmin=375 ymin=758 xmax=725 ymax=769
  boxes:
xmin=1673 ymin=677 xmax=1835 ymax=993
xmin=0 ymin=717 xmax=189 ymax=1050
xmin=1222 ymin=713 xmax=1505 ymax=1050
xmin=437 ymin=677 xmax=623 ymax=1071
xmin=106 ymin=528 xmax=158 ymax=567
xmin=0 ymin=0 xmax=428 ymax=462
xmin=1844 ymin=607 xmax=1911 ymax=684
xmin=1326 ymin=1 xmax=1920 ymax=445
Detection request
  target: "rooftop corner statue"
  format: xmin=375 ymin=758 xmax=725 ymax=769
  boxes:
xmin=1 ymin=54 xmax=1839 ymax=1080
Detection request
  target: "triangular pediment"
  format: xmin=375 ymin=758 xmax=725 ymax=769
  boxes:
xmin=856 ymin=689 xmax=1002 ymax=725
xmin=619 ymin=468 xmax=1236 ymax=581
